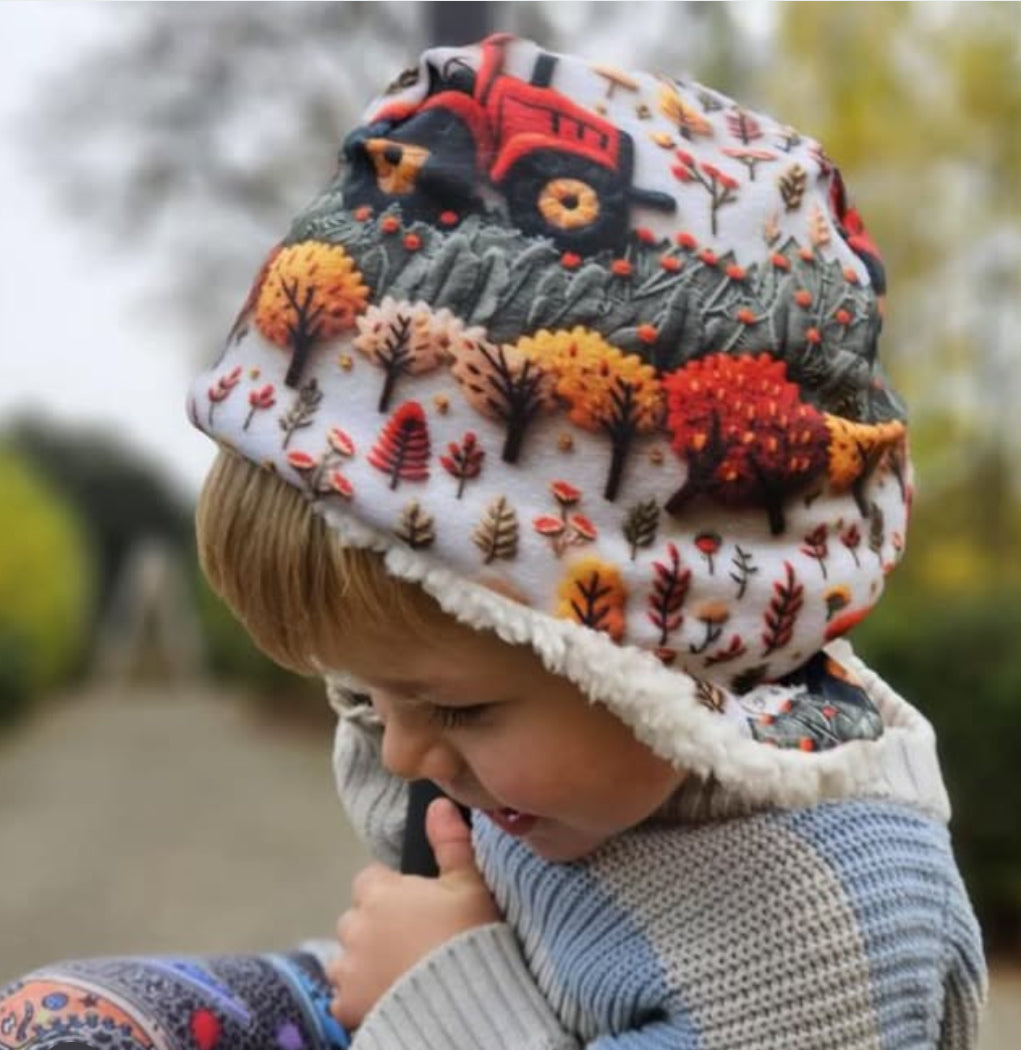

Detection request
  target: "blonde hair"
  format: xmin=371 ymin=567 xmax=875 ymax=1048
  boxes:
xmin=195 ymin=450 xmax=448 ymax=675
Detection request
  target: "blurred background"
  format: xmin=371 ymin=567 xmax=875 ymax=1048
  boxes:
xmin=1 ymin=0 xmax=1018 ymax=1038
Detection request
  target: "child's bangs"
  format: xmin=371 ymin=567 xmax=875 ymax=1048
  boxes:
xmin=195 ymin=451 xmax=442 ymax=676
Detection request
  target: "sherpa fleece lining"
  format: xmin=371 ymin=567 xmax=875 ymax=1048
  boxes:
xmin=317 ymin=502 xmax=949 ymax=821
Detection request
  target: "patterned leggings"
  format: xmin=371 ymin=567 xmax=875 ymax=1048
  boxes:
xmin=0 ymin=952 xmax=352 ymax=1050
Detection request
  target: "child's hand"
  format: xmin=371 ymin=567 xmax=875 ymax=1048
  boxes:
xmin=328 ymin=798 xmax=501 ymax=1030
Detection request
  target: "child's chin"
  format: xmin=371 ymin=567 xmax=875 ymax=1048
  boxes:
xmin=524 ymin=828 xmax=611 ymax=863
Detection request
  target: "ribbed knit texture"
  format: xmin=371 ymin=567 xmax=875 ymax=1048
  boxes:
xmin=331 ymin=678 xmax=986 ymax=1048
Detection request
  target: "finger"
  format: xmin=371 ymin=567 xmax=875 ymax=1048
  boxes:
xmin=335 ymin=910 xmax=355 ymax=947
xmin=351 ymin=862 xmax=396 ymax=903
xmin=425 ymin=797 xmax=477 ymax=876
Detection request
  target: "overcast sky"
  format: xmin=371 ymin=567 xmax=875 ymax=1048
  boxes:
xmin=0 ymin=1 xmax=217 ymax=500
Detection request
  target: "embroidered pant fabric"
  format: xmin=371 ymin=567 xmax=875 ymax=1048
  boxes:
xmin=0 ymin=952 xmax=351 ymax=1050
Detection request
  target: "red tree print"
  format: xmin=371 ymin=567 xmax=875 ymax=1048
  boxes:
xmin=671 ymin=150 xmax=740 ymax=235
xmin=367 ymin=402 xmax=431 ymax=489
xmin=647 ymin=542 xmax=691 ymax=653
xmin=762 ymin=561 xmax=804 ymax=656
xmin=440 ymin=431 xmax=485 ymax=498
xmin=663 ymin=353 xmax=830 ymax=535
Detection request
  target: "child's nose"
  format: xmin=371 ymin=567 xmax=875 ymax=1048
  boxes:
xmin=380 ymin=718 xmax=460 ymax=784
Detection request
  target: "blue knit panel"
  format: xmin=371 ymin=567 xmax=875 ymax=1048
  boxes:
xmin=473 ymin=815 xmax=699 ymax=1048
xmin=777 ymin=801 xmax=973 ymax=1050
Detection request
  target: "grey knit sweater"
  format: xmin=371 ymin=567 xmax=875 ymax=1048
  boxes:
xmin=327 ymin=665 xmax=986 ymax=1050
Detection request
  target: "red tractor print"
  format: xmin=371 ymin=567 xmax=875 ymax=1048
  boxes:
xmin=341 ymin=34 xmax=675 ymax=253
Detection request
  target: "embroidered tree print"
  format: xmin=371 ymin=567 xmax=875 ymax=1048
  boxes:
xmin=690 ymin=601 xmax=730 ymax=655
xmin=367 ymin=401 xmax=431 ymax=489
xmin=729 ymin=544 xmax=758 ymax=599
xmin=440 ymin=431 xmax=485 ymax=499
xmin=278 ymin=378 xmax=323 ymax=449
xmin=285 ymin=426 xmax=356 ymax=499
xmin=473 ymin=495 xmax=519 ymax=564
xmin=533 ymin=480 xmax=598 ymax=558
xmin=243 ymin=383 xmax=276 ymax=431
xmin=449 ymin=336 xmax=556 ymax=463
xmin=762 ymin=561 xmax=804 ymax=656
xmin=807 ymin=204 xmax=832 ymax=248
xmin=721 ymin=146 xmax=778 ymax=182
xmin=395 ymin=502 xmax=435 ymax=550
xmin=704 ymin=634 xmax=748 ymax=668
xmin=800 ymin=524 xmax=830 ymax=579
xmin=556 ymin=558 xmax=627 ymax=642
xmin=354 ymin=298 xmax=470 ymax=412
xmin=693 ymin=679 xmax=727 ymax=712
xmin=622 ymin=499 xmax=660 ymax=561
xmin=255 ymin=241 xmax=369 ymax=388
xmin=823 ymin=416 xmax=907 ymax=516
xmin=671 ymin=149 xmax=740 ymax=235
xmin=778 ymin=164 xmax=808 ymax=211
xmin=840 ymin=523 xmax=863 ymax=567
xmin=726 ymin=108 xmax=763 ymax=145
xmin=663 ymin=354 xmax=830 ymax=535
xmin=207 ymin=366 xmax=242 ymax=427
xmin=647 ymin=542 xmax=691 ymax=658
xmin=516 ymin=327 xmax=664 ymax=501
xmin=867 ymin=501 xmax=885 ymax=560
xmin=657 ymin=82 xmax=713 ymax=139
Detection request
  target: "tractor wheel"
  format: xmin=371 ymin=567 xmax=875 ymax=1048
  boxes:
xmin=502 ymin=151 xmax=629 ymax=254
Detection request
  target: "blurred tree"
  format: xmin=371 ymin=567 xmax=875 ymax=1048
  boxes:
xmin=25 ymin=2 xmax=742 ymax=354
xmin=769 ymin=2 xmax=1021 ymax=566
xmin=0 ymin=447 xmax=95 ymax=722
xmin=7 ymin=419 xmax=192 ymax=619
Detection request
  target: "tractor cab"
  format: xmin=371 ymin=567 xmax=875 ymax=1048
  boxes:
xmin=342 ymin=35 xmax=674 ymax=253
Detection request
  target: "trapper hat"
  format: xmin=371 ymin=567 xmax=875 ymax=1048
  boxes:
xmin=190 ymin=35 xmax=925 ymax=808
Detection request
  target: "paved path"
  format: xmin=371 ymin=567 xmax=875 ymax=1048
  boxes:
xmin=0 ymin=684 xmax=1017 ymax=1046
xmin=0 ymin=683 xmax=368 ymax=978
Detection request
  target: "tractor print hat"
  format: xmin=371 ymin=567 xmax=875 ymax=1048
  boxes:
xmin=190 ymin=36 xmax=940 ymax=811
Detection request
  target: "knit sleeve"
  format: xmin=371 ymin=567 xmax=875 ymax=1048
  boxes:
xmin=350 ymin=923 xmax=695 ymax=1050
xmin=328 ymin=683 xmax=408 ymax=869
xmin=938 ymin=892 xmax=988 ymax=1049
xmin=351 ymin=924 xmax=575 ymax=1050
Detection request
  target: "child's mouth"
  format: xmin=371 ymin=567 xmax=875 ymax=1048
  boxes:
xmin=485 ymin=807 xmax=538 ymax=837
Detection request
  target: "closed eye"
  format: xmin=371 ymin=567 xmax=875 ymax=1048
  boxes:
xmin=427 ymin=703 xmax=489 ymax=729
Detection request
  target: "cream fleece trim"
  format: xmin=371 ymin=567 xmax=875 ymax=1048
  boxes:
xmin=317 ymin=503 xmax=950 ymax=822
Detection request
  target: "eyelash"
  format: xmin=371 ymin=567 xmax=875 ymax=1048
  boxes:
xmin=427 ymin=704 xmax=487 ymax=729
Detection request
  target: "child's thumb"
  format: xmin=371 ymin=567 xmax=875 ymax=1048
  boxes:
xmin=425 ymin=797 xmax=476 ymax=877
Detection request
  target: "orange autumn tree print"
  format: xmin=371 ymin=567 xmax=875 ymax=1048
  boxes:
xmin=255 ymin=241 xmax=369 ymax=388
xmin=517 ymin=327 xmax=664 ymax=501
xmin=663 ymin=353 xmax=829 ymax=535
xmin=556 ymin=558 xmax=627 ymax=641
xmin=823 ymin=416 xmax=907 ymax=515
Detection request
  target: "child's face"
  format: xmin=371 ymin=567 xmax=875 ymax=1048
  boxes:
xmin=329 ymin=618 xmax=686 ymax=862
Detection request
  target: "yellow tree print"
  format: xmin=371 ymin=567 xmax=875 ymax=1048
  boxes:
xmin=556 ymin=557 xmax=627 ymax=642
xmin=518 ymin=327 xmax=664 ymax=501
xmin=255 ymin=241 xmax=369 ymax=388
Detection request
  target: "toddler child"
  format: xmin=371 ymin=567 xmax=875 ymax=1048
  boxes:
xmin=1 ymin=33 xmax=986 ymax=1050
